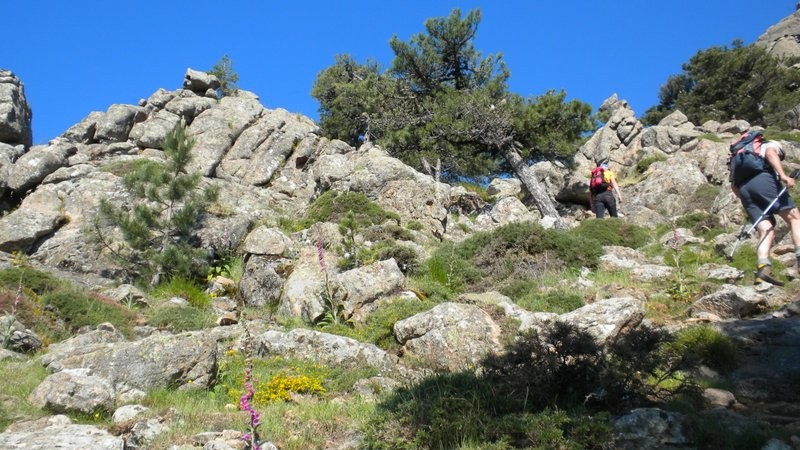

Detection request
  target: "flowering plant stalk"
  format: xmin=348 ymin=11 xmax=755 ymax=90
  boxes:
xmin=1 ymin=280 xmax=22 ymax=350
xmin=668 ymin=221 xmax=689 ymax=301
xmin=316 ymin=240 xmax=351 ymax=327
xmin=239 ymin=327 xmax=262 ymax=450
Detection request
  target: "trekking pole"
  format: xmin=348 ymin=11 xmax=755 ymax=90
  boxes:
xmin=727 ymin=169 xmax=800 ymax=260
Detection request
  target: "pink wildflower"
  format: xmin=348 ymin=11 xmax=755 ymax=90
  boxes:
xmin=316 ymin=239 xmax=327 ymax=273
xmin=240 ymin=357 xmax=262 ymax=447
xmin=671 ymin=222 xmax=684 ymax=251
xmin=13 ymin=283 xmax=21 ymax=313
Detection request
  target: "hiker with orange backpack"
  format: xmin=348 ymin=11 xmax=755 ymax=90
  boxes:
xmin=589 ymin=161 xmax=623 ymax=218
xmin=729 ymin=130 xmax=800 ymax=286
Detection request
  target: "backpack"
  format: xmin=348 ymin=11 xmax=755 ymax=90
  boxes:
xmin=729 ymin=130 xmax=767 ymax=186
xmin=590 ymin=166 xmax=610 ymax=194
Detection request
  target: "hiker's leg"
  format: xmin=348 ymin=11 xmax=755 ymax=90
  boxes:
xmin=777 ymin=207 xmax=800 ymax=269
xmin=754 ymin=217 xmax=785 ymax=285
xmin=607 ymin=196 xmax=618 ymax=217
xmin=593 ymin=195 xmax=605 ymax=218
xmin=755 ymin=218 xmax=775 ymax=261
xmin=777 ymin=207 xmax=800 ymax=246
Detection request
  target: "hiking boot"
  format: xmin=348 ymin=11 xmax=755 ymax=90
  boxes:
xmin=755 ymin=264 xmax=785 ymax=286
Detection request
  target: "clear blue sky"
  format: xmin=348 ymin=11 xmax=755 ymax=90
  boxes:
xmin=3 ymin=1 xmax=796 ymax=145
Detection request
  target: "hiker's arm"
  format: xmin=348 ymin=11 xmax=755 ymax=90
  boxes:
xmin=611 ymin=178 xmax=623 ymax=202
xmin=765 ymin=147 xmax=795 ymax=187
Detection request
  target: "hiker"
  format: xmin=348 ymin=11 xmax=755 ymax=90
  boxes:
xmin=589 ymin=162 xmax=623 ymax=218
xmin=731 ymin=138 xmax=800 ymax=286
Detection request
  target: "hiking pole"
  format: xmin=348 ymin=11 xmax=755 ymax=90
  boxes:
xmin=727 ymin=169 xmax=800 ymax=260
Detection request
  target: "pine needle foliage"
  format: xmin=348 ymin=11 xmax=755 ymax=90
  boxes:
xmin=95 ymin=122 xmax=219 ymax=284
xmin=209 ymin=54 xmax=240 ymax=97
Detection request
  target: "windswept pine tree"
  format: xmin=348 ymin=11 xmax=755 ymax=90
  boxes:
xmin=312 ymin=8 xmax=594 ymax=229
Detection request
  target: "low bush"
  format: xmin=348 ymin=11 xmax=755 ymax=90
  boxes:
xmin=691 ymin=413 xmax=784 ymax=450
xmin=0 ymin=266 xmax=63 ymax=295
xmin=420 ymin=222 xmax=603 ymax=297
xmin=360 ymin=224 xmax=416 ymax=243
xmin=300 ymin=191 xmax=400 ymax=229
xmin=41 ymin=289 xmax=137 ymax=337
xmin=663 ymin=325 xmax=739 ymax=374
xmin=364 ymin=322 xmax=701 ymax=449
xmin=635 ymin=153 xmax=668 ymax=174
xmin=500 ymin=283 xmax=585 ymax=314
xmin=359 ymin=298 xmax=431 ymax=349
xmin=364 ymin=372 xmax=614 ymax=449
xmin=146 ymin=306 xmax=212 ymax=332
xmin=354 ymin=241 xmax=420 ymax=274
xmin=151 ymin=277 xmax=210 ymax=309
xmin=454 ymin=181 xmax=495 ymax=203
xmin=571 ymin=218 xmax=650 ymax=249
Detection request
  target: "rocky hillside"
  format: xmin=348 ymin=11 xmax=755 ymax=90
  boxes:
xmin=1 ymin=15 xmax=800 ymax=449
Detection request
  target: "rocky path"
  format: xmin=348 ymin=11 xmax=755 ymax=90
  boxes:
xmin=720 ymin=299 xmax=800 ymax=434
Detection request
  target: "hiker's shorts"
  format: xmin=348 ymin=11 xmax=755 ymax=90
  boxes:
xmin=738 ymin=171 xmax=797 ymax=225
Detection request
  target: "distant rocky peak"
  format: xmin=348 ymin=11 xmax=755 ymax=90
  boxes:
xmin=0 ymin=69 xmax=33 ymax=148
xmin=756 ymin=8 xmax=800 ymax=59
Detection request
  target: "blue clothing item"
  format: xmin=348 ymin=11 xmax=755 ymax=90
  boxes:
xmin=593 ymin=190 xmax=617 ymax=218
xmin=737 ymin=170 xmax=797 ymax=225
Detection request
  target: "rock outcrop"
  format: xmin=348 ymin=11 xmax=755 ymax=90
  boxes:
xmin=0 ymin=70 xmax=32 ymax=148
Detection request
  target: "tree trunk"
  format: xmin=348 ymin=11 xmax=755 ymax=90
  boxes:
xmin=501 ymin=144 xmax=567 ymax=229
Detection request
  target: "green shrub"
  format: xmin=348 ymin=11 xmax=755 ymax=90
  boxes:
xmin=572 ymin=218 xmax=651 ymax=249
xmin=418 ymin=242 xmax=481 ymax=293
xmin=207 ymin=254 xmax=245 ymax=282
xmin=482 ymin=322 xmax=698 ymax=412
xmin=359 ymin=298 xmax=431 ymax=349
xmin=665 ymin=325 xmax=739 ymax=373
xmin=405 ymin=220 xmax=424 ymax=231
xmin=300 ymin=191 xmax=400 ymax=229
xmin=146 ymin=306 xmax=212 ymax=332
xmin=408 ymin=274 xmax=456 ymax=303
xmin=354 ymin=241 xmax=420 ymax=273
xmin=691 ymin=413 xmax=783 ymax=450
xmin=635 ymin=153 xmax=668 ymax=174
xmin=363 ymin=370 xmax=615 ymax=449
xmin=454 ymin=181 xmax=494 ymax=203
xmin=0 ymin=267 xmax=63 ymax=295
xmin=151 ymin=277 xmax=211 ymax=309
xmin=41 ymin=289 xmax=136 ymax=337
xmin=360 ymin=223 xmax=416 ymax=243
xmin=418 ymin=222 xmax=604 ymax=297
xmin=500 ymin=283 xmax=584 ymax=314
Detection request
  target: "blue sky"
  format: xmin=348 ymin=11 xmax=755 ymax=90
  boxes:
xmin=3 ymin=1 xmax=796 ymax=145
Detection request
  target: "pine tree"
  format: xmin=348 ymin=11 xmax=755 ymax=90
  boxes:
xmin=209 ymin=54 xmax=240 ymax=97
xmin=94 ymin=121 xmax=219 ymax=284
xmin=311 ymin=8 xmax=594 ymax=228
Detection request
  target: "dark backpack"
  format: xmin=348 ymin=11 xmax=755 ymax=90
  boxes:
xmin=590 ymin=166 xmax=610 ymax=194
xmin=729 ymin=131 xmax=766 ymax=186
